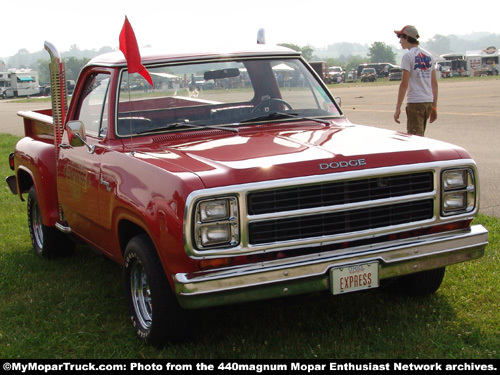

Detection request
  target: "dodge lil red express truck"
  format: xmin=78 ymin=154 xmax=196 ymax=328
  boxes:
xmin=6 ymin=41 xmax=488 ymax=347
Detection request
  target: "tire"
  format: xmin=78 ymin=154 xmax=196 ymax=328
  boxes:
xmin=27 ymin=186 xmax=75 ymax=258
xmin=397 ymin=267 xmax=446 ymax=296
xmin=123 ymin=234 xmax=193 ymax=347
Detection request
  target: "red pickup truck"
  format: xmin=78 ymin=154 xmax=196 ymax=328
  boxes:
xmin=6 ymin=42 xmax=488 ymax=347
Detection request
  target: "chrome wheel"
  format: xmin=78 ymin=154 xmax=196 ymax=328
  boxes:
xmin=31 ymin=199 xmax=44 ymax=250
xmin=130 ymin=259 xmax=153 ymax=329
xmin=124 ymin=234 xmax=193 ymax=346
xmin=27 ymin=186 xmax=75 ymax=258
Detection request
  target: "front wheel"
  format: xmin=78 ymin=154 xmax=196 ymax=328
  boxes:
xmin=123 ymin=234 xmax=193 ymax=347
xmin=27 ymin=186 xmax=75 ymax=258
xmin=394 ymin=267 xmax=446 ymax=296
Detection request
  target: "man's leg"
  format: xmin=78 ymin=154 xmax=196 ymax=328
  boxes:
xmin=406 ymin=103 xmax=432 ymax=136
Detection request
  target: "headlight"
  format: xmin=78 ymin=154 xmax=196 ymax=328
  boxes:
xmin=441 ymin=168 xmax=476 ymax=216
xmin=199 ymin=200 xmax=230 ymax=222
xmin=443 ymin=169 xmax=467 ymax=189
xmin=194 ymin=197 xmax=239 ymax=249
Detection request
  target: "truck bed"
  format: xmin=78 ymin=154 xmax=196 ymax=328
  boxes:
xmin=17 ymin=108 xmax=54 ymax=143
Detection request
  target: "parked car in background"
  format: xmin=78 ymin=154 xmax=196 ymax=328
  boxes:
xmin=346 ymin=69 xmax=358 ymax=82
xmin=389 ymin=67 xmax=403 ymax=81
xmin=360 ymin=68 xmax=377 ymax=82
xmin=328 ymin=66 xmax=345 ymax=83
xmin=357 ymin=63 xmax=397 ymax=78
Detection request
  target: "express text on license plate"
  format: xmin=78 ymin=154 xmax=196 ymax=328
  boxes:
xmin=330 ymin=262 xmax=379 ymax=295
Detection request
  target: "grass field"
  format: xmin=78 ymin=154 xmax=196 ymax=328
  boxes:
xmin=0 ymin=133 xmax=498 ymax=360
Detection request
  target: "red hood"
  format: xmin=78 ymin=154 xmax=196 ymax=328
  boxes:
xmin=132 ymin=122 xmax=470 ymax=188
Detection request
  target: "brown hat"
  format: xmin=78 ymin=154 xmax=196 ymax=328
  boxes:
xmin=394 ymin=25 xmax=419 ymax=39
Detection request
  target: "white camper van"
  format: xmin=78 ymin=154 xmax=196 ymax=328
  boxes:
xmin=0 ymin=69 xmax=39 ymax=98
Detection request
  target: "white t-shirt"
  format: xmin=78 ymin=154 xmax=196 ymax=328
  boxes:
xmin=401 ymin=47 xmax=435 ymax=103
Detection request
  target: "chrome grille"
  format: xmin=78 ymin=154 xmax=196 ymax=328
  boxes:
xmin=248 ymin=172 xmax=433 ymax=215
xmin=249 ymin=199 xmax=434 ymax=244
xmin=247 ymin=172 xmax=434 ymax=245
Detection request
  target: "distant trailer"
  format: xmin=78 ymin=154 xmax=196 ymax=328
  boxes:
xmin=0 ymin=69 xmax=40 ymax=98
xmin=465 ymin=46 xmax=499 ymax=76
xmin=440 ymin=54 xmax=467 ymax=77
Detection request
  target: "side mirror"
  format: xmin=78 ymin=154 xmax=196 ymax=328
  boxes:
xmin=335 ymin=97 xmax=342 ymax=107
xmin=66 ymin=120 xmax=95 ymax=153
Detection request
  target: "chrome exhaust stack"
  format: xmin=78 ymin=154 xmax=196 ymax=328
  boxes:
xmin=44 ymin=41 xmax=68 ymax=156
xmin=44 ymin=41 xmax=69 ymax=225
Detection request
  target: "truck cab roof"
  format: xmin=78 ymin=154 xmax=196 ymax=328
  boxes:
xmin=87 ymin=44 xmax=301 ymax=67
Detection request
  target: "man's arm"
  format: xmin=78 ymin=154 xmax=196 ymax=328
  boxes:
xmin=429 ymin=69 xmax=438 ymax=123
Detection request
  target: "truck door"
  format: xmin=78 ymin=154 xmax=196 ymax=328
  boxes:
xmin=57 ymin=72 xmax=111 ymax=251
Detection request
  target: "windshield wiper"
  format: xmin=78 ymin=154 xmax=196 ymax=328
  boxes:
xmin=137 ymin=119 xmax=239 ymax=134
xmin=239 ymin=112 xmax=331 ymax=126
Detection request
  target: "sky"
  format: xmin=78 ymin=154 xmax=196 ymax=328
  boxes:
xmin=1 ymin=0 xmax=500 ymax=58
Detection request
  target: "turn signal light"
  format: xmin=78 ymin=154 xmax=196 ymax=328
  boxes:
xmin=9 ymin=153 xmax=15 ymax=171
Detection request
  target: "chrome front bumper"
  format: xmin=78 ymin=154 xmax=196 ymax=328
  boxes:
xmin=174 ymin=225 xmax=488 ymax=309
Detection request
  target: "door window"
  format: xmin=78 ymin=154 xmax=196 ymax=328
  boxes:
xmin=77 ymin=73 xmax=110 ymax=137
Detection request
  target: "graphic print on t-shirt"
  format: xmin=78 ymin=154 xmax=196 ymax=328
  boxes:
xmin=414 ymin=52 xmax=432 ymax=78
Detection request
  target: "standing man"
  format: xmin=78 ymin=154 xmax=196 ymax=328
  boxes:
xmin=394 ymin=25 xmax=438 ymax=136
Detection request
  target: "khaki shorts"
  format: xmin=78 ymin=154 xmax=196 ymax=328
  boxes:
xmin=406 ymin=102 xmax=433 ymax=136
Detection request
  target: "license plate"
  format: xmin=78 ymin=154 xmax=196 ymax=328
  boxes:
xmin=330 ymin=262 xmax=379 ymax=295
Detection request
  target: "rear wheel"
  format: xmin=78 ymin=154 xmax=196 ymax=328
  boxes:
xmin=27 ymin=186 xmax=75 ymax=258
xmin=123 ymin=234 xmax=193 ymax=347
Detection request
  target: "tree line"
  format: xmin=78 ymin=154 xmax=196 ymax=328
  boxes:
xmin=280 ymin=42 xmax=396 ymax=73
xmin=3 ymin=42 xmax=395 ymax=84
xmin=3 ymin=32 xmax=499 ymax=83
xmin=2 ymin=45 xmax=112 ymax=84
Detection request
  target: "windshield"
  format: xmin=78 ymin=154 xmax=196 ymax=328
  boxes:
xmin=117 ymin=58 xmax=341 ymax=136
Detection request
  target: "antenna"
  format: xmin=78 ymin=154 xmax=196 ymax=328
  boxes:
xmin=257 ymin=28 xmax=266 ymax=44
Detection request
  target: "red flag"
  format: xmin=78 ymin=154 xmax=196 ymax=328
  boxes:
xmin=119 ymin=16 xmax=153 ymax=86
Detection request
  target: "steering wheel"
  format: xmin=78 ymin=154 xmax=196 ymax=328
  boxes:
xmin=252 ymin=98 xmax=293 ymax=113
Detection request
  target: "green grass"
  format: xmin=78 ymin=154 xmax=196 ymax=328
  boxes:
xmin=0 ymin=133 xmax=498 ymax=359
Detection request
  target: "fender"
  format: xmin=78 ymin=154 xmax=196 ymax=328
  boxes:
xmin=109 ymin=164 xmax=199 ymax=278
xmin=14 ymin=137 xmax=60 ymax=226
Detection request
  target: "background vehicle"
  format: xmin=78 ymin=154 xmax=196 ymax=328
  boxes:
xmin=328 ymin=66 xmax=345 ymax=83
xmin=357 ymin=63 xmax=397 ymax=78
xmin=346 ymin=69 xmax=358 ymax=82
xmin=309 ymin=61 xmax=329 ymax=82
xmin=360 ymin=67 xmax=377 ymax=82
xmin=465 ymin=47 xmax=499 ymax=76
xmin=388 ymin=67 xmax=402 ymax=81
xmin=0 ymin=69 xmax=39 ymax=98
